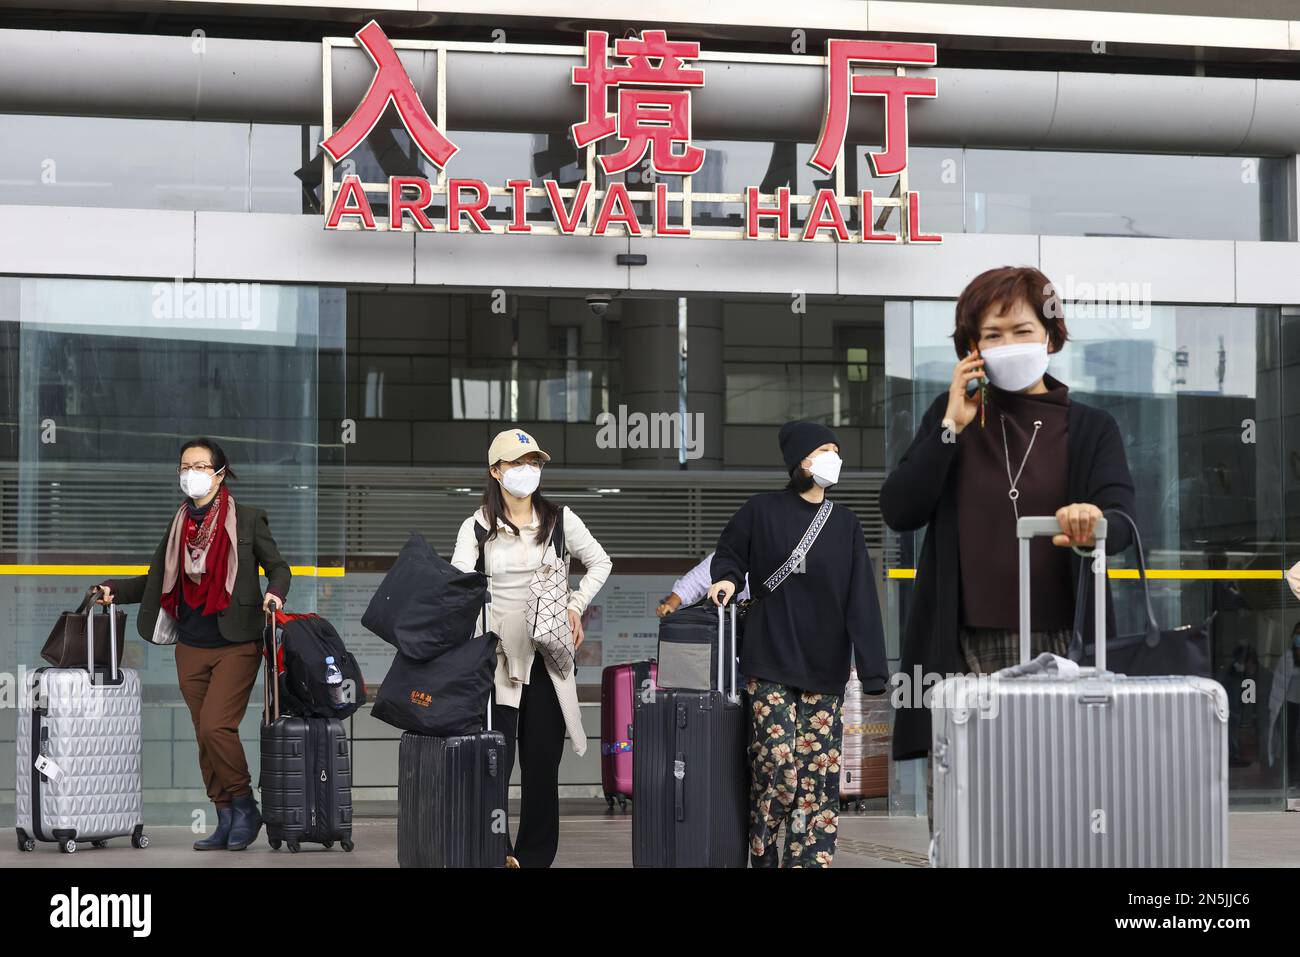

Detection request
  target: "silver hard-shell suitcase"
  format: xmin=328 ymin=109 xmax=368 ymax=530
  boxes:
xmin=15 ymin=594 xmax=148 ymax=854
xmin=930 ymin=515 xmax=1228 ymax=868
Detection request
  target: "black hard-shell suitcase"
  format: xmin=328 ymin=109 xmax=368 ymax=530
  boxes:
xmin=397 ymin=730 xmax=508 ymax=868
xmin=259 ymin=614 xmax=355 ymax=853
xmin=632 ymin=603 xmax=748 ymax=868
xmin=395 ymin=557 xmax=509 ymax=869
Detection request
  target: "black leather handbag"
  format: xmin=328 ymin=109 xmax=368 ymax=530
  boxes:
xmin=1069 ymin=509 xmax=1215 ymax=678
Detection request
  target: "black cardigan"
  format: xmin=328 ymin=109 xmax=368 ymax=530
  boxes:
xmin=880 ymin=389 xmax=1137 ymax=761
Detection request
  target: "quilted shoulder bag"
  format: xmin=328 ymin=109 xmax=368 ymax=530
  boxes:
xmin=526 ymin=508 xmax=575 ymax=678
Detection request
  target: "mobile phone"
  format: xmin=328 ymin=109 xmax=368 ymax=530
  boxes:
xmin=965 ymin=341 xmax=983 ymax=397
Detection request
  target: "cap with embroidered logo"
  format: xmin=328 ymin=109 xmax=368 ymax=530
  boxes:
xmin=488 ymin=428 xmax=551 ymax=465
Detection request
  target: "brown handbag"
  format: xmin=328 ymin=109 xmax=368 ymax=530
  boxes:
xmin=41 ymin=588 xmax=127 ymax=669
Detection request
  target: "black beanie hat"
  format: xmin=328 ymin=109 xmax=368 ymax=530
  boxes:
xmin=778 ymin=420 xmax=840 ymax=474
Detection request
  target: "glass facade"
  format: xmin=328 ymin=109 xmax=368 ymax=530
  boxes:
xmin=1 ymin=114 xmax=1289 ymax=241
xmin=883 ymin=300 xmax=1298 ymax=810
xmin=0 ymin=107 xmax=1296 ymax=813
xmin=866 ymin=147 xmax=1291 ymax=241
xmin=3 ymin=278 xmax=1298 ymax=813
xmin=0 ymin=114 xmax=312 ymax=214
xmin=0 ymin=277 xmax=344 ymax=822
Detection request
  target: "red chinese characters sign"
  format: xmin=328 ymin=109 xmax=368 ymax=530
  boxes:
xmin=323 ymin=21 xmax=940 ymax=243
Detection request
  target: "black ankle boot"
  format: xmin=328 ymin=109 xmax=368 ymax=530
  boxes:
xmin=226 ymin=794 xmax=263 ymax=851
xmin=193 ymin=806 xmax=233 ymax=850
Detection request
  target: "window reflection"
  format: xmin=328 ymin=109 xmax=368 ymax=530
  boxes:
xmin=0 ymin=115 xmax=1288 ymax=241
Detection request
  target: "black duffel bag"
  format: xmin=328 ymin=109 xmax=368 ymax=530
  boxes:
xmin=656 ymin=598 xmax=748 ymax=691
xmin=371 ymin=633 xmax=498 ymax=736
xmin=362 ymin=530 xmax=487 ymax=661
xmin=265 ymin=612 xmax=368 ymax=719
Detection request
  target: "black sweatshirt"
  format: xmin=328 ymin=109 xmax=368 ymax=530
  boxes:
xmin=711 ymin=489 xmax=889 ymax=696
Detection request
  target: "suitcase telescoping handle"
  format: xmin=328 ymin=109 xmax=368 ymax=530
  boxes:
xmin=483 ymin=596 xmax=494 ymax=732
xmin=262 ymin=609 xmax=281 ymax=726
xmin=85 ymin=590 xmax=119 ymax=682
xmin=1016 ymin=515 xmax=1107 ymax=670
xmin=715 ymin=602 xmax=739 ymax=702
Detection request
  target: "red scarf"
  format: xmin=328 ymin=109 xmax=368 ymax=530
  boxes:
xmin=160 ymin=486 xmax=235 ymax=619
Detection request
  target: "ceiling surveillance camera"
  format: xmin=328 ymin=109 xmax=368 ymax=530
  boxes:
xmin=586 ymin=292 xmax=612 ymax=317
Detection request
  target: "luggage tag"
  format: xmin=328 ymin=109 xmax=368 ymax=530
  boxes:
xmin=34 ymin=754 xmax=64 ymax=783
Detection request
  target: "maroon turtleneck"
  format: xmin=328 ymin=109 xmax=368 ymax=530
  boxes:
xmin=955 ymin=372 xmax=1073 ymax=631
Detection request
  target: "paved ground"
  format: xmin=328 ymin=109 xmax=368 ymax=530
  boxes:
xmin=8 ymin=804 xmax=1299 ymax=867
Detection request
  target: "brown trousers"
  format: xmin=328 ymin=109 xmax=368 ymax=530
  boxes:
xmin=175 ymin=639 xmax=262 ymax=808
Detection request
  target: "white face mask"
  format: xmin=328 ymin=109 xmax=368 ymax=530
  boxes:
xmin=179 ymin=466 xmax=222 ymax=500
xmin=499 ymin=463 xmax=541 ymax=499
xmin=808 ymin=450 xmax=842 ymax=488
xmin=980 ymin=335 xmax=1051 ymax=393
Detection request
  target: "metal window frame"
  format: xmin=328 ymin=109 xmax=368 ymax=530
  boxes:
xmin=321 ymin=35 xmax=914 ymax=240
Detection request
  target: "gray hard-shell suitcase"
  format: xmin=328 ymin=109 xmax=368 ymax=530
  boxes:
xmin=259 ymin=612 xmax=355 ymax=853
xmin=632 ymin=602 xmax=748 ymax=868
xmin=929 ymin=515 xmax=1229 ymax=868
xmin=15 ymin=594 xmax=148 ymax=854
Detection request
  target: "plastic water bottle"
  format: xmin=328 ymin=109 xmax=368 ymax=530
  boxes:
xmin=324 ymin=656 xmax=346 ymax=708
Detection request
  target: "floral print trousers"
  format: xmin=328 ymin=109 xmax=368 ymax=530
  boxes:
xmin=745 ymin=677 xmax=843 ymax=868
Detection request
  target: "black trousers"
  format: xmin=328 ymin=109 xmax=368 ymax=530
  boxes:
xmin=491 ymin=650 xmax=566 ymax=868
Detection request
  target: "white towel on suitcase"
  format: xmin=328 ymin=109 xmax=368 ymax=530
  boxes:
xmin=994 ymin=652 xmax=1081 ymax=680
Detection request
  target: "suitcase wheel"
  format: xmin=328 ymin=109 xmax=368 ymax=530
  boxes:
xmin=341 ymin=839 xmax=354 ymax=853
xmin=287 ymin=841 xmax=300 ymax=853
xmin=131 ymin=833 xmax=150 ymax=850
xmin=92 ymin=840 xmax=108 ymax=848
xmin=268 ymin=838 xmax=282 ymax=850
xmin=19 ymin=838 xmax=34 ymax=853
xmin=60 ymin=839 xmax=77 ymax=854
xmin=617 ymin=797 xmax=628 ymax=811
xmin=605 ymin=796 xmax=615 ymax=809
xmin=322 ymin=840 xmax=334 ymax=849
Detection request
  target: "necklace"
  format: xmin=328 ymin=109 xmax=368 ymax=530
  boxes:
xmin=999 ymin=413 xmax=1043 ymax=521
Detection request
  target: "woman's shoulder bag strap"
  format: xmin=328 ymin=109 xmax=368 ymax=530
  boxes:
xmin=552 ymin=506 xmax=567 ymax=562
xmin=761 ymin=499 xmax=834 ymax=594
xmin=473 ymin=520 xmax=488 ymax=574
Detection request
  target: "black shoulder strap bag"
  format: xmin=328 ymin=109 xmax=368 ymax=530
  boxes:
xmin=1068 ymin=508 xmax=1215 ymax=677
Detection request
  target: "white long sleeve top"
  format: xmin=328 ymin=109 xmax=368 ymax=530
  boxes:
xmin=451 ymin=504 xmax=612 ymax=755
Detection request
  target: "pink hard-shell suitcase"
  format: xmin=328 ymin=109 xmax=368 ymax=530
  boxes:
xmin=600 ymin=660 xmax=657 ymax=809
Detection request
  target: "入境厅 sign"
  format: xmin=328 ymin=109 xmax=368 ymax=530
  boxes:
xmin=322 ymin=21 xmax=941 ymax=244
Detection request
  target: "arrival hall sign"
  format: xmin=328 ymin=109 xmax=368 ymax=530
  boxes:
xmin=322 ymin=21 xmax=941 ymax=243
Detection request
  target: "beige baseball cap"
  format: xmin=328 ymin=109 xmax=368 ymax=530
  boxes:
xmin=487 ymin=428 xmax=551 ymax=465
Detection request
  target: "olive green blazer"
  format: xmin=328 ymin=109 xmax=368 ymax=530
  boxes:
xmin=109 ymin=502 xmax=292 ymax=644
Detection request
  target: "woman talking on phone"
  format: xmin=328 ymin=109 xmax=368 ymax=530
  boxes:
xmin=880 ymin=266 xmax=1136 ymax=827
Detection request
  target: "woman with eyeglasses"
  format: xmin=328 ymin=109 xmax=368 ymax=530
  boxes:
xmin=95 ymin=437 xmax=291 ymax=852
xmin=451 ymin=429 xmax=612 ymax=868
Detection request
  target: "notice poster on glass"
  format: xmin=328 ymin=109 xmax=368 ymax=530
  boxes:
xmin=574 ymin=574 xmax=676 ymax=687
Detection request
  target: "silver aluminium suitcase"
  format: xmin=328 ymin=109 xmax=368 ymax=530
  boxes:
xmin=930 ymin=516 xmax=1228 ymax=867
xmin=15 ymin=595 xmax=148 ymax=854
